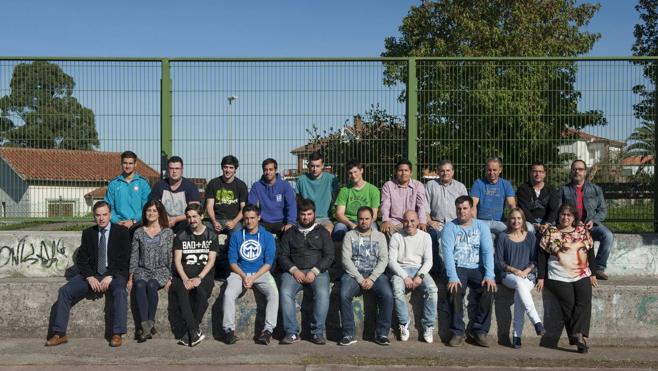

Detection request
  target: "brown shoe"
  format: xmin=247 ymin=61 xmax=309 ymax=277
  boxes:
xmin=595 ymin=270 xmax=609 ymax=280
xmin=45 ymin=334 xmax=68 ymax=347
xmin=109 ymin=334 xmax=123 ymax=347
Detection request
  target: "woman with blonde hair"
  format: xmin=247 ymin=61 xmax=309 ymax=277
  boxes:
xmin=495 ymin=208 xmax=545 ymax=349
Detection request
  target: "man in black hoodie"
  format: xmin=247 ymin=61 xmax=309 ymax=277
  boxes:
xmin=516 ymin=162 xmax=560 ymax=235
xmin=278 ymin=199 xmax=334 ymax=345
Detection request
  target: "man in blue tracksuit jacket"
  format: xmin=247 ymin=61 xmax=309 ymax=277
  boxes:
xmin=248 ymin=158 xmax=297 ymax=238
xmin=104 ymin=150 xmax=151 ymax=229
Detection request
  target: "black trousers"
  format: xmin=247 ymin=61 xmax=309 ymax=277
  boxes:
xmin=171 ymin=275 xmax=214 ymax=333
xmin=545 ymin=276 xmax=592 ymax=338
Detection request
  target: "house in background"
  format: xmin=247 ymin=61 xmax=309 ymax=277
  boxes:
xmin=557 ymin=129 xmax=624 ymax=168
xmin=0 ymin=148 xmax=159 ymax=217
xmin=621 ymin=155 xmax=655 ymax=176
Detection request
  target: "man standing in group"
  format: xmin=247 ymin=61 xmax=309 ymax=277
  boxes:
xmin=151 ymin=156 xmax=201 ymax=233
xmin=339 ymin=206 xmax=392 ymax=346
xmin=560 ymin=159 xmax=614 ymax=280
xmin=278 ymin=199 xmax=334 ymax=345
xmin=517 ymin=162 xmax=560 ymax=235
xmin=223 ymin=205 xmax=279 ymax=345
xmin=248 ymin=158 xmax=297 ymax=238
xmin=296 ymin=152 xmax=339 ymax=233
xmin=388 ymin=210 xmax=437 ymax=344
xmin=442 ymin=196 xmax=496 ymax=347
xmin=333 ymin=160 xmax=380 ymax=241
xmin=46 ymin=201 xmax=131 ymax=347
xmin=205 ymin=155 xmax=248 ymax=235
xmin=471 ymin=157 xmax=519 ymax=235
xmin=105 ymin=150 xmax=151 ymax=229
xmin=380 ymin=159 xmax=428 ymax=237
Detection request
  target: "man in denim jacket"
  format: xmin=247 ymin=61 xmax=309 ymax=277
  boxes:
xmin=559 ymin=159 xmax=614 ymax=280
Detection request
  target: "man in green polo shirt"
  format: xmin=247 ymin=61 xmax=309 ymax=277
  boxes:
xmin=332 ymin=159 xmax=380 ymax=241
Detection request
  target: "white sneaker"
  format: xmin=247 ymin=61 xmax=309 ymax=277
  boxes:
xmin=399 ymin=323 xmax=410 ymax=342
xmin=423 ymin=326 xmax=434 ymax=343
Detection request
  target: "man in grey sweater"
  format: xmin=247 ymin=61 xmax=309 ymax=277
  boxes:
xmin=389 ymin=210 xmax=437 ymax=343
xmin=339 ymin=206 xmax=393 ymax=346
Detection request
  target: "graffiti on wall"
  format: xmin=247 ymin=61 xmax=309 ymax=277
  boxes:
xmin=0 ymin=235 xmax=75 ymax=277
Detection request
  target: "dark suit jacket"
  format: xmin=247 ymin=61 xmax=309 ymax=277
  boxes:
xmin=76 ymin=223 xmax=131 ymax=279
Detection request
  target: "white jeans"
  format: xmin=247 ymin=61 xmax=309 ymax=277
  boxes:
xmin=502 ymin=274 xmax=541 ymax=337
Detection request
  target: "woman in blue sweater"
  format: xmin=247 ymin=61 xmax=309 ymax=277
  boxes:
xmin=495 ymin=208 xmax=545 ymax=348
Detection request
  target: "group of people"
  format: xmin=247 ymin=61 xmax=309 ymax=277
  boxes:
xmin=45 ymin=151 xmax=611 ymax=354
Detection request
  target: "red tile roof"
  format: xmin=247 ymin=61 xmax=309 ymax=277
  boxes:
xmin=621 ymin=155 xmax=655 ymax=166
xmin=0 ymin=148 xmax=160 ymax=183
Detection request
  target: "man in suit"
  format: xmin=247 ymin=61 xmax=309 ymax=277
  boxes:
xmin=46 ymin=200 xmax=132 ymax=347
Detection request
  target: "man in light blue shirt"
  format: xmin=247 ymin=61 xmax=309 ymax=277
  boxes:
xmin=104 ymin=150 xmax=151 ymax=229
xmin=442 ymin=195 xmax=496 ymax=348
xmin=296 ymin=152 xmax=339 ymax=233
xmin=470 ymin=157 xmax=518 ymax=236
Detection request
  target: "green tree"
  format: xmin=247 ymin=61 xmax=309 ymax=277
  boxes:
xmin=0 ymin=61 xmax=99 ymax=150
xmin=381 ymin=0 xmax=606 ymax=184
xmin=306 ymin=105 xmax=406 ymax=187
xmin=627 ymin=0 xmax=657 ymax=171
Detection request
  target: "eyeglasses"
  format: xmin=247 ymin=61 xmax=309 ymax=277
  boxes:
xmin=572 ymin=167 xmax=586 ymax=172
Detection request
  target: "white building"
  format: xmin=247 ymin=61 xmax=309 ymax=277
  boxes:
xmin=557 ymin=129 xmax=624 ymax=168
xmin=0 ymin=148 xmax=159 ymax=218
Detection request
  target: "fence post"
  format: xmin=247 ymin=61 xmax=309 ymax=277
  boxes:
xmin=407 ymin=58 xmax=418 ymax=179
xmin=160 ymin=59 xmax=172 ymax=178
xmin=654 ymin=60 xmax=658 ymax=232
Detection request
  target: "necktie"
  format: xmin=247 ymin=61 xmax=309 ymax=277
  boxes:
xmin=97 ymin=228 xmax=107 ymax=275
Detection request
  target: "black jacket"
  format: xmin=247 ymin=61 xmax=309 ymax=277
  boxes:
xmin=76 ymin=223 xmax=131 ymax=279
xmin=517 ymin=181 xmax=559 ymax=225
xmin=278 ymin=224 xmax=334 ymax=273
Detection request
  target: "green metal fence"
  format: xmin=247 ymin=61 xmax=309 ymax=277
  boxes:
xmin=0 ymin=57 xmax=655 ymax=231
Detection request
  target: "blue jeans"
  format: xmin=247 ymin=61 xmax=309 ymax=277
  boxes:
xmin=590 ymin=223 xmax=614 ymax=270
xmin=390 ymin=267 xmax=438 ymax=328
xmin=279 ymin=270 xmax=330 ymax=337
xmin=51 ymin=274 xmax=128 ymax=335
xmin=447 ymin=267 xmax=493 ymax=336
xmin=340 ymin=274 xmax=393 ymax=338
xmin=332 ymin=222 xmax=378 ymax=241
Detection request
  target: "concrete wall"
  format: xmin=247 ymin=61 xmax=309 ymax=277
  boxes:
xmin=2 ymin=232 xmax=657 ymax=278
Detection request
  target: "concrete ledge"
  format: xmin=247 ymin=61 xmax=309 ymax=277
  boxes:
xmin=1 ymin=277 xmax=656 ymax=346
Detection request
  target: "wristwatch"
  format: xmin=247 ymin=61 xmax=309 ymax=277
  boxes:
xmin=416 ymin=273 xmax=425 ymax=279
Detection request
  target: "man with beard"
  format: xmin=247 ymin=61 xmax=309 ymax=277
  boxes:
xmin=151 ymin=156 xmax=201 ymax=233
xmin=278 ymin=199 xmax=334 ymax=345
xmin=248 ymin=158 xmax=297 ymax=239
xmin=517 ymin=162 xmax=559 ymax=235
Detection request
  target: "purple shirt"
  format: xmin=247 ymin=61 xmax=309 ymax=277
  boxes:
xmin=380 ymin=179 xmax=428 ymax=225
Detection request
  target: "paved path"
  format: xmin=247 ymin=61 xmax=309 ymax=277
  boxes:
xmin=1 ymin=338 xmax=656 ymax=369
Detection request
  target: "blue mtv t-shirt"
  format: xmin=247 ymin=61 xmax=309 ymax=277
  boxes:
xmin=470 ymin=177 xmax=515 ymax=221
xmin=228 ymin=226 xmax=276 ymax=274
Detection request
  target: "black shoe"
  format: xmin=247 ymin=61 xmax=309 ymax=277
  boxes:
xmin=256 ymin=330 xmax=272 ymax=345
xmin=189 ymin=329 xmax=205 ymax=347
xmin=176 ymin=333 xmax=190 ymax=346
xmin=512 ymin=336 xmax=522 ymax=349
xmin=573 ymin=333 xmax=589 ymax=354
xmin=448 ymin=334 xmax=465 ymax=347
xmin=472 ymin=332 xmax=490 ymax=347
xmin=534 ymin=322 xmax=546 ymax=336
xmin=310 ymin=334 xmax=326 ymax=345
xmin=338 ymin=336 xmax=357 ymax=346
xmin=225 ymin=329 xmax=239 ymax=345
xmin=281 ymin=333 xmax=300 ymax=344
xmin=374 ymin=336 xmax=390 ymax=346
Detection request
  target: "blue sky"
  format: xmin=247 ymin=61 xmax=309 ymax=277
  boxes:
xmin=0 ymin=1 xmax=648 ymax=184
xmin=2 ymin=0 xmax=641 ymax=57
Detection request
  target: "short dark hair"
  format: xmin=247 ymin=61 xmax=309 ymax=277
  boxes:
xmin=142 ymin=199 xmax=169 ymax=228
xmin=262 ymin=158 xmax=278 ymax=170
xmin=396 ymin=159 xmax=413 ymax=171
xmin=221 ymin=155 xmax=239 ymax=168
xmin=357 ymin=206 xmax=373 ymax=217
xmin=93 ymin=200 xmax=111 ymax=213
xmin=571 ymin=159 xmax=587 ymax=170
xmin=167 ymin=156 xmax=184 ymax=166
xmin=242 ymin=204 xmax=261 ymax=216
xmin=455 ymin=195 xmax=473 ymax=207
xmin=298 ymin=198 xmax=316 ymax=213
xmin=308 ymin=152 xmax=324 ymax=163
xmin=529 ymin=162 xmax=546 ymax=172
xmin=120 ymin=151 xmax=137 ymax=161
xmin=184 ymin=203 xmax=204 ymax=217
xmin=346 ymin=159 xmax=363 ymax=171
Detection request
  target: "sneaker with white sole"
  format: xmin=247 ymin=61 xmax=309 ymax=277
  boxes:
xmin=399 ymin=323 xmax=410 ymax=342
xmin=423 ymin=326 xmax=434 ymax=343
xmin=189 ymin=329 xmax=205 ymax=347
xmin=338 ymin=336 xmax=357 ymax=346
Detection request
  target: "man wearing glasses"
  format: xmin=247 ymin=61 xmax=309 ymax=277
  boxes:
xmin=559 ymin=159 xmax=614 ymax=280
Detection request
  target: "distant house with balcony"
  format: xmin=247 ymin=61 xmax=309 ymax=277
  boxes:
xmin=0 ymin=148 xmax=160 ymax=217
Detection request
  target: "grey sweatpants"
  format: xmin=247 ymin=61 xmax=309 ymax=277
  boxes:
xmin=222 ymin=271 xmax=279 ymax=332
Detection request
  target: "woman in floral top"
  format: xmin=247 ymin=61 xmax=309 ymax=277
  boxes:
xmin=128 ymin=200 xmax=174 ymax=342
xmin=537 ymin=203 xmax=598 ymax=353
